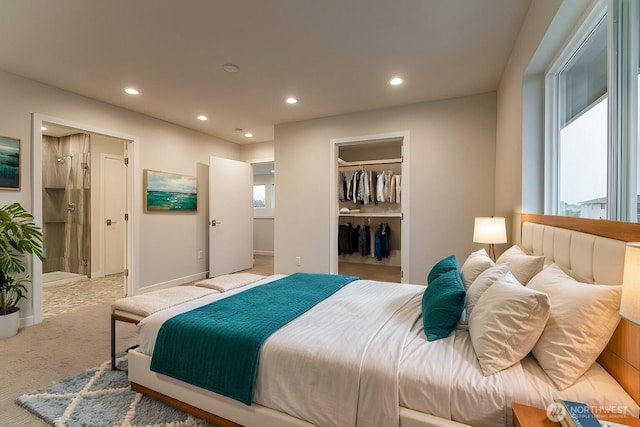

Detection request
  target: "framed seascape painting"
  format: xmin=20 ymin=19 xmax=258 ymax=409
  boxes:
xmin=0 ymin=136 xmax=20 ymax=190
xmin=144 ymin=169 xmax=197 ymax=212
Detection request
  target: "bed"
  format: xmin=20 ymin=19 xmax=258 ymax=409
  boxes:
xmin=128 ymin=214 xmax=640 ymax=426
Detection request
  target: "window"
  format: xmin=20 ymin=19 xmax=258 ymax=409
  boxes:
xmin=552 ymin=14 xmax=608 ymax=219
xmin=253 ymin=185 xmax=266 ymax=208
xmin=546 ymin=1 xmax=640 ymax=222
xmin=252 ymin=162 xmax=275 ymax=216
xmin=558 ymin=97 xmax=608 ymax=218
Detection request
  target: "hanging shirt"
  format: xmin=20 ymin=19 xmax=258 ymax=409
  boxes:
xmin=362 ymin=169 xmax=370 ymax=205
xmin=383 ymin=170 xmax=391 ymax=202
xmin=339 ymin=172 xmax=346 ymax=202
xmin=370 ymin=171 xmax=378 ymax=205
xmin=389 ymin=175 xmax=397 ymax=203
xmin=376 ymin=171 xmax=386 ymax=202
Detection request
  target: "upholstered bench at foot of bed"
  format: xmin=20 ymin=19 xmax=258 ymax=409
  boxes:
xmin=111 ymin=286 xmax=219 ymax=370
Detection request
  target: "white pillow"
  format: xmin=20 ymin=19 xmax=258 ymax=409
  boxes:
xmin=463 ymin=263 xmax=511 ymax=324
xmin=469 ymin=271 xmax=550 ymax=376
xmin=461 ymin=248 xmax=495 ymax=290
xmin=496 ymin=245 xmax=544 ymax=285
xmin=527 ymin=264 xmax=622 ymax=390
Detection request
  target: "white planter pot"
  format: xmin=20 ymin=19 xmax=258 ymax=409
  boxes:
xmin=0 ymin=309 xmax=20 ymax=339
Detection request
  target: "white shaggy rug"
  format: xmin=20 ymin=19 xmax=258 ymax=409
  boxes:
xmin=16 ymin=357 xmax=218 ymax=427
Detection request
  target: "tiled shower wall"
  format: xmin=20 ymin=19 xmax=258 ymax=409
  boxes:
xmin=42 ymin=134 xmax=91 ymax=275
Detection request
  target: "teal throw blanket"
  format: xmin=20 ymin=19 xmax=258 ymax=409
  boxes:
xmin=150 ymin=273 xmax=358 ymax=405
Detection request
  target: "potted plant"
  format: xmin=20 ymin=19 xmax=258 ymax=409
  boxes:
xmin=0 ymin=202 xmax=43 ymax=339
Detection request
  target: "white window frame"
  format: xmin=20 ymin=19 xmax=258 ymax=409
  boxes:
xmin=545 ymin=1 xmax=609 ymax=216
xmin=616 ymin=0 xmax=639 ymax=221
xmin=545 ymin=0 xmax=640 ymax=222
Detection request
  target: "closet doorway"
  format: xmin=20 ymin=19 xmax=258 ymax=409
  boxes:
xmin=329 ymin=131 xmax=410 ymax=283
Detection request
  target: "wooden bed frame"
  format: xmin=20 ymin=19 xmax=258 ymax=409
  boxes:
xmin=521 ymin=213 xmax=640 ymax=406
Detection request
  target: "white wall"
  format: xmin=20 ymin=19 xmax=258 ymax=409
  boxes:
xmin=496 ymin=0 xmax=597 ymax=245
xmin=0 ymin=71 xmax=240 ymax=323
xmin=495 ymin=0 xmax=564 ymax=243
xmin=274 ymin=92 xmax=497 ymax=284
xmin=241 ymin=141 xmax=274 ymax=164
xmin=253 ymin=172 xmax=275 ymax=255
xmin=254 ymin=218 xmax=275 ymax=255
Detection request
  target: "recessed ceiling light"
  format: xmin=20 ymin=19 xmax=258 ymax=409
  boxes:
xmin=222 ymin=63 xmax=240 ymax=73
xmin=197 ymin=115 xmax=208 ymax=121
xmin=389 ymin=77 xmax=403 ymax=86
xmin=286 ymin=97 xmax=298 ymax=104
xmin=244 ymin=132 xmax=254 ymax=138
xmin=270 ymin=170 xmax=275 ymax=173
xmin=41 ymin=126 xmax=47 ymax=131
xmin=124 ymin=87 xmax=140 ymax=95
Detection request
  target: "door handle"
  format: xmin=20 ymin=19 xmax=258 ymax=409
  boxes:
xmin=106 ymin=219 xmax=119 ymax=226
xmin=211 ymin=219 xmax=222 ymax=227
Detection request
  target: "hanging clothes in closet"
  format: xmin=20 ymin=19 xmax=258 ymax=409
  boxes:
xmin=339 ymin=170 xmax=401 ymax=204
xmin=338 ymin=222 xmax=371 ymax=257
xmin=375 ymin=223 xmax=391 ymax=261
xmin=359 ymin=224 xmax=371 ymax=256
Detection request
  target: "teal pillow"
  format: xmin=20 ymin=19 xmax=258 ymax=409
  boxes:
xmin=422 ymin=268 xmax=466 ymax=341
xmin=427 ymin=255 xmax=459 ymax=284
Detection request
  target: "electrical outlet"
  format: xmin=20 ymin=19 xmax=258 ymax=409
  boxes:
xmin=198 ymin=250 xmax=204 ymax=259
xmin=295 ymin=256 xmax=302 ymax=266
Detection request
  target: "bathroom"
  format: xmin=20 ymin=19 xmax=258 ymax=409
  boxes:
xmin=41 ymin=133 xmax=91 ymax=283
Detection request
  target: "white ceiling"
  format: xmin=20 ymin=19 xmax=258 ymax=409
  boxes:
xmin=0 ymin=0 xmax=531 ymax=144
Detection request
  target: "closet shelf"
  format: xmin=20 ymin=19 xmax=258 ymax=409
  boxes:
xmin=339 ymin=213 xmax=401 ymax=218
xmin=338 ymin=157 xmax=401 ymax=167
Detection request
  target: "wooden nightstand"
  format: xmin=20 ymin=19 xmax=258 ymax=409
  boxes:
xmin=512 ymin=402 xmax=640 ymax=427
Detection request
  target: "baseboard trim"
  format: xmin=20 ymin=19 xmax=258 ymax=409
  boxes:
xmin=254 ymin=250 xmax=274 ymax=256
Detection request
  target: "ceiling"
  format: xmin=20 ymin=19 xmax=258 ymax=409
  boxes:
xmin=0 ymin=0 xmax=531 ymax=144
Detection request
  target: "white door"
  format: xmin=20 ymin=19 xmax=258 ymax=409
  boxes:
xmin=209 ymin=156 xmax=253 ymax=276
xmin=103 ymin=155 xmax=126 ymax=275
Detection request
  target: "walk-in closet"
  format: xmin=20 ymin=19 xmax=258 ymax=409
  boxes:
xmin=336 ymin=137 xmax=405 ymax=282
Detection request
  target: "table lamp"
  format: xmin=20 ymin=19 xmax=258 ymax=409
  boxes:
xmin=473 ymin=217 xmax=507 ymax=261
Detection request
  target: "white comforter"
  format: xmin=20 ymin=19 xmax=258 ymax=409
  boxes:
xmin=139 ymin=276 xmax=422 ymax=427
xmin=138 ymin=276 xmax=639 ymax=427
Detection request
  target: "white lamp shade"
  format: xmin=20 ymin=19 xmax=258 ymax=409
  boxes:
xmin=473 ymin=217 xmax=507 ymax=244
xmin=621 ymin=242 xmax=640 ymax=326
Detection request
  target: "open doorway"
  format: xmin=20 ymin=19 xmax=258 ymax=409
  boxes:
xmin=30 ymin=114 xmax=137 ymax=325
xmin=251 ymin=162 xmax=275 ymax=275
xmin=40 ymin=125 xmax=127 ymax=318
xmin=329 ymin=131 xmax=411 ymax=283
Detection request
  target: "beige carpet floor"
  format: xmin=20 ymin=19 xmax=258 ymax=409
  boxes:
xmin=1 ymin=303 xmax=139 ymax=426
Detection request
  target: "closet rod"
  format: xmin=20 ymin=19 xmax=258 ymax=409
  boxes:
xmin=338 ymin=157 xmax=402 ymax=167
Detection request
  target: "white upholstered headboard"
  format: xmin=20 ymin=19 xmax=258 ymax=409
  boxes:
xmin=520 ymin=214 xmax=640 ymax=406
xmin=521 ymin=221 xmax=626 ymax=285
